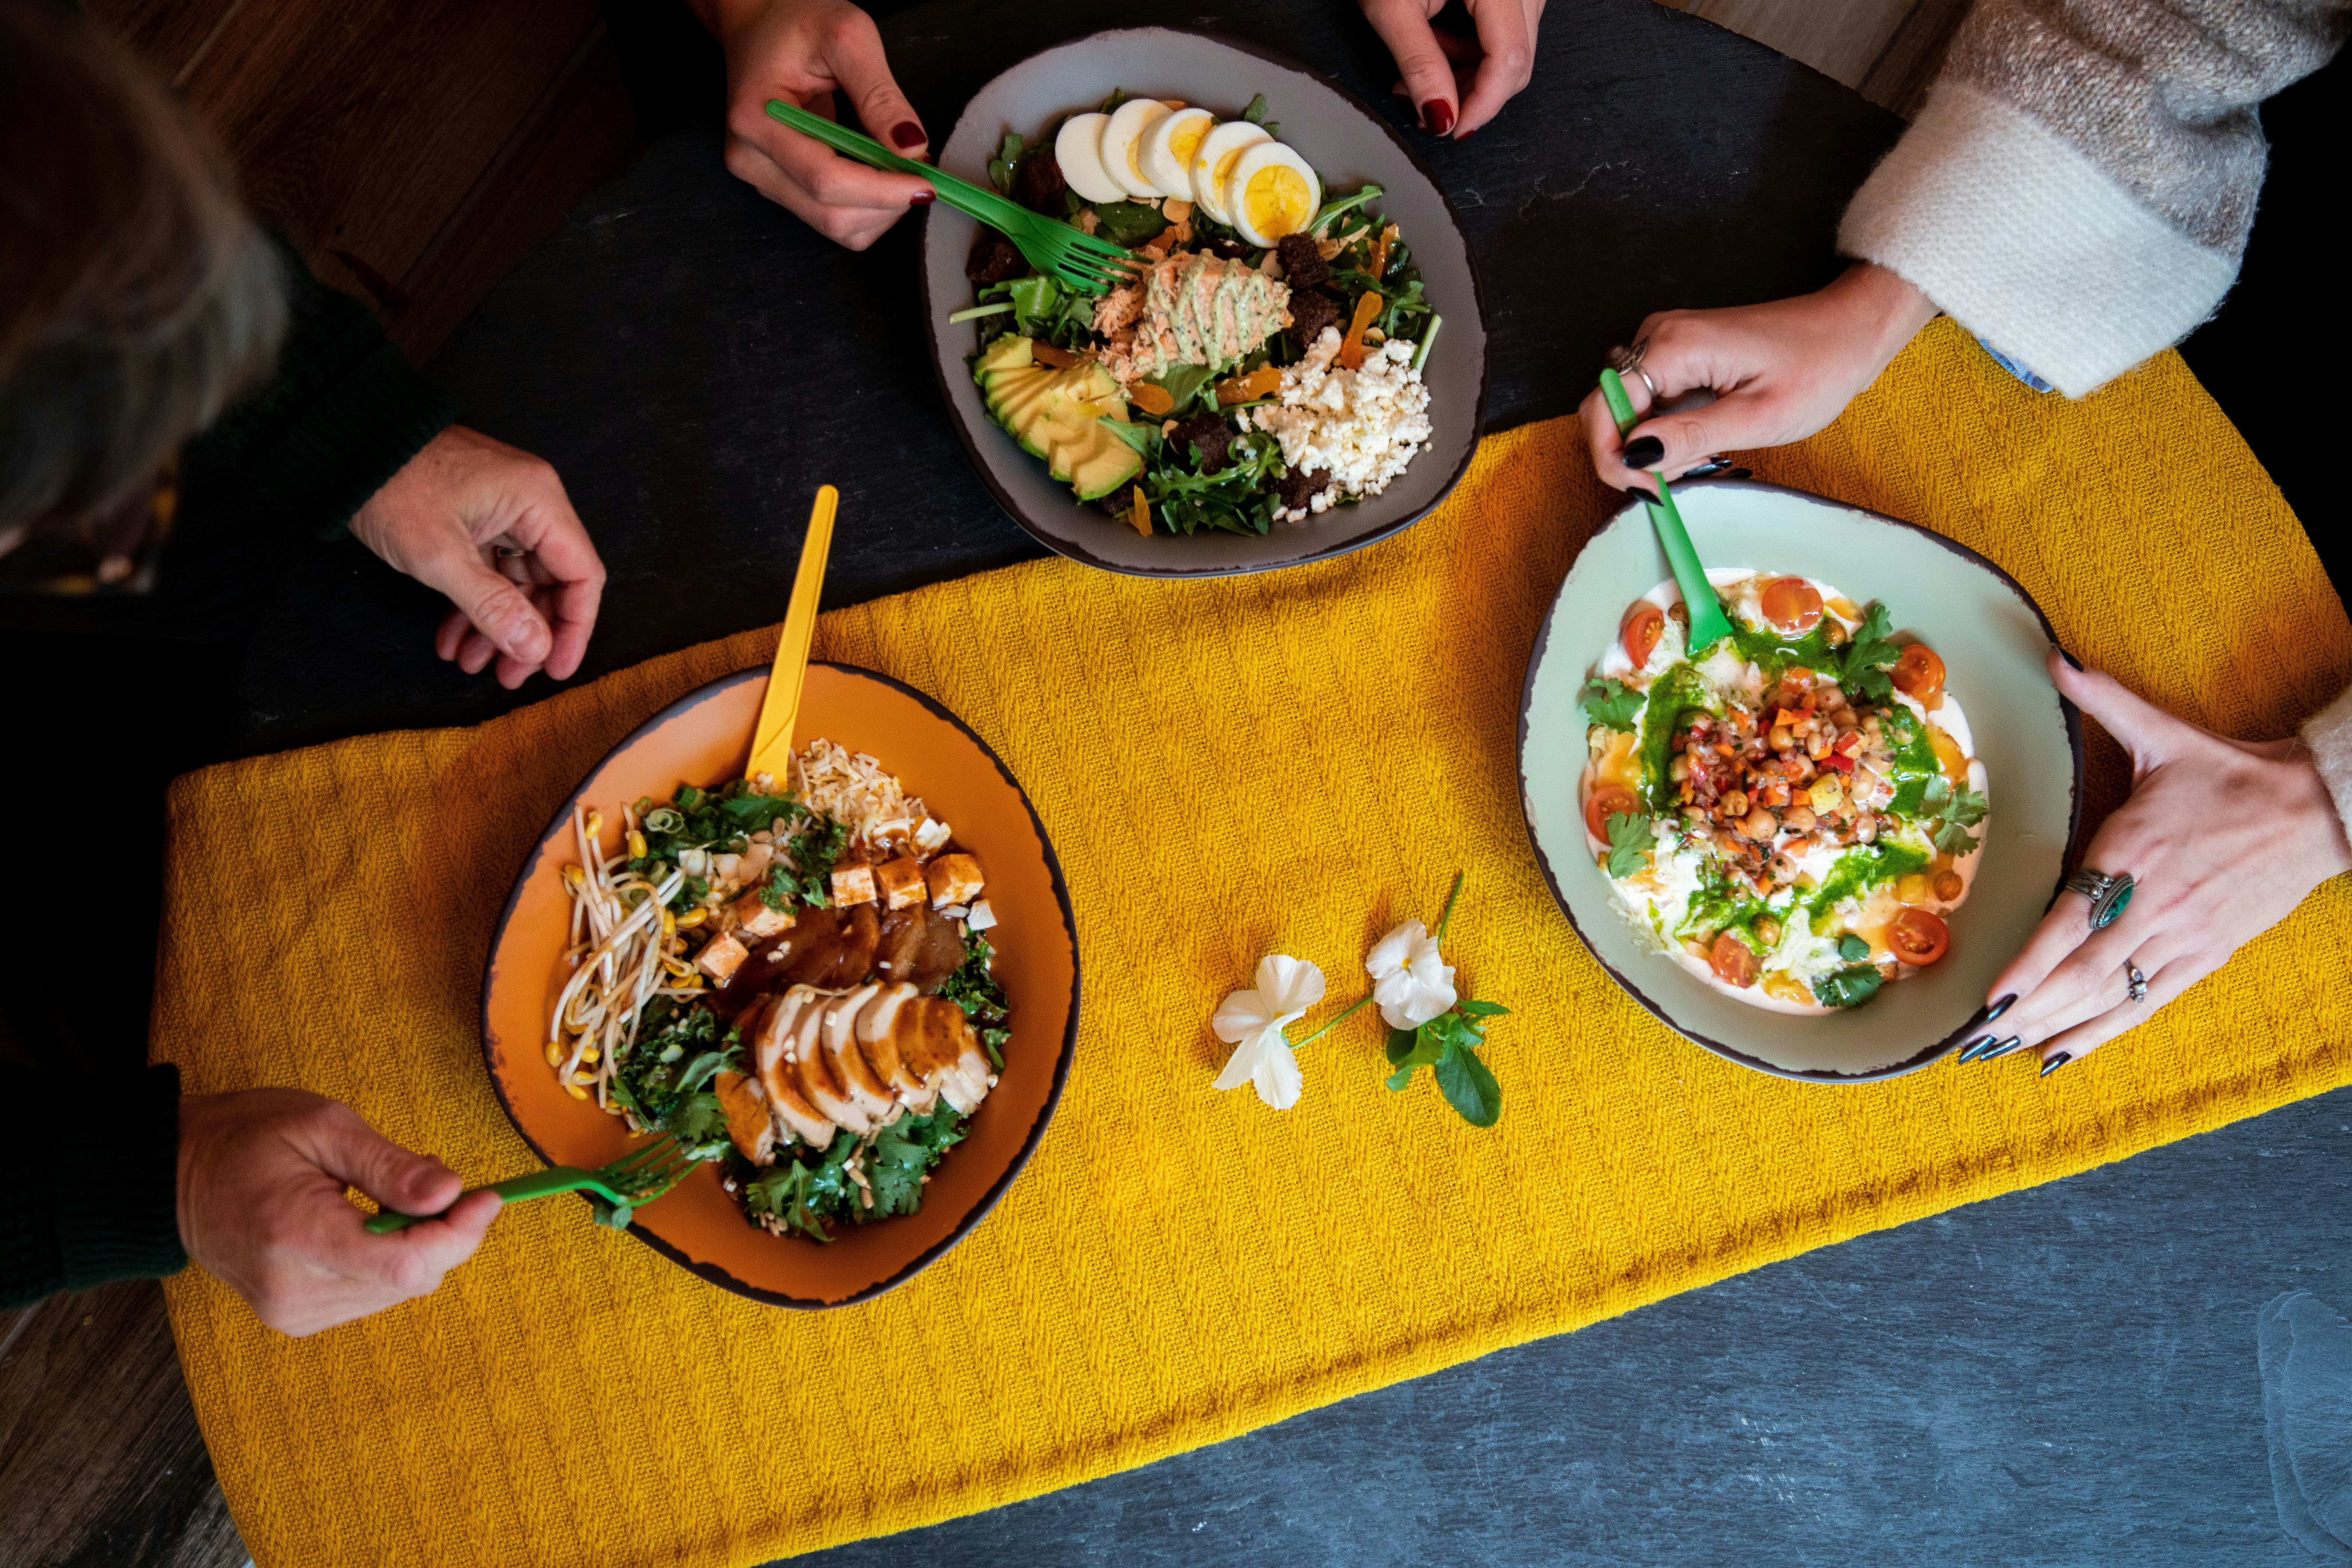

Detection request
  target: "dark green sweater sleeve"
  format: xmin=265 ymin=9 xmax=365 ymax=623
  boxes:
xmin=1 ymin=1065 xmax=186 ymax=1308
xmin=181 ymin=240 xmax=461 ymax=543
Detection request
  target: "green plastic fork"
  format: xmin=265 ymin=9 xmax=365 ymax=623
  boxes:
xmin=1600 ymin=367 xmax=1736 ymax=654
xmin=764 ymin=99 xmax=1140 ymax=292
xmin=363 ymin=1131 xmax=702 ymax=1233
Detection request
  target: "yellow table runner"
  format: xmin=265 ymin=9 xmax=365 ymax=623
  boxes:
xmin=159 ymin=319 xmax=2352 ymax=1567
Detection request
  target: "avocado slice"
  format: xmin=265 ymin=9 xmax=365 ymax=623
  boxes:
xmin=975 ymin=335 xmax=1143 ymax=502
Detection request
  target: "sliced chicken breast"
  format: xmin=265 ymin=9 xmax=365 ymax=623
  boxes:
xmin=713 ymin=1069 xmax=776 ymax=1165
xmin=794 ymin=992 xmax=874 ymax=1136
xmin=820 ymin=984 xmax=896 ymax=1121
xmin=854 ymin=982 xmax=932 ymax=1105
xmin=752 ymin=991 xmax=835 ymax=1150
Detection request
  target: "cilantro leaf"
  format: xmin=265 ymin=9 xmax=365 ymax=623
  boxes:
xmin=1944 ymin=786 xmax=1989 ymax=829
xmin=1581 ymin=677 xmax=1645 ymax=732
xmin=1605 ymin=811 xmax=1653 ymax=879
xmin=1920 ymin=774 xmax=1952 ymax=811
xmin=1839 ymin=603 xmax=1901 ymax=702
xmin=1812 ymin=964 xmax=1884 ymax=1009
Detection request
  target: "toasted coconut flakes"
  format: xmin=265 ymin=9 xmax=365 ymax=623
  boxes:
xmin=792 ymin=738 xmax=945 ymax=859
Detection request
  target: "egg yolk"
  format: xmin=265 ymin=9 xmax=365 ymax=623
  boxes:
xmin=1212 ymin=146 xmax=1247 ymax=186
xmin=1128 ymin=139 xmax=1150 ymax=182
xmin=1245 ymin=165 xmax=1311 ymax=236
xmin=1168 ymin=117 xmax=1210 ymax=167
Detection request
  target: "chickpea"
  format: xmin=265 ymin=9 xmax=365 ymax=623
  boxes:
xmin=1782 ymin=804 xmax=1818 ymax=832
xmin=1741 ymin=805 xmax=1779 ymax=841
xmin=1683 ymin=804 xmax=1709 ymax=822
xmin=1769 ymin=724 xmax=1792 ymax=751
xmin=1670 ymin=753 xmax=1692 ymax=782
xmin=1668 ymin=601 xmax=1690 ymax=625
xmin=1721 ymin=789 xmax=1749 ymax=818
xmin=1826 ymin=622 xmax=1849 ymax=648
xmin=1768 ymin=855 xmax=1798 ymax=887
xmin=1754 ymin=915 xmax=1783 ymax=947
xmin=1818 ymin=683 xmax=1845 ymax=709
xmin=1833 ymin=708 xmax=1860 ymax=731
xmin=1933 ymin=869 xmax=1965 ymax=901
xmin=1855 ymin=814 xmax=1879 ymax=844
xmin=1804 ymin=732 xmax=1831 ymax=760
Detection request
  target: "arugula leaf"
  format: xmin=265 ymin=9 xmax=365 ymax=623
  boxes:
xmin=1433 ymin=1041 xmax=1502 ymax=1128
xmin=1149 ymin=362 xmax=1218 ymax=414
xmin=1605 ymin=811 xmax=1652 ymax=879
xmin=1308 ymin=184 xmax=1382 ymax=234
xmin=1581 ymin=677 xmax=1645 ymax=731
xmin=1241 ymin=91 xmax=1270 ymax=123
xmin=1096 ymin=87 xmax=1128 ymax=114
xmin=1099 ymin=418 xmax=1160 ymax=457
xmin=1839 ymin=603 xmax=1902 ymax=702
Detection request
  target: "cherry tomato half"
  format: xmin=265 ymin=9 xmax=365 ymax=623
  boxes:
xmin=1620 ymin=600 xmax=1665 ymax=668
xmin=1892 ymin=643 xmax=1946 ymax=710
xmin=1586 ymin=784 xmax=1642 ymax=844
xmin=1890 ymin=907 xmax=1950 ymax=966
xmin=1710 ymin=930 xmax=1761 ymax=988
xmin=1759 ymin=576 xmax=1823 ymax=634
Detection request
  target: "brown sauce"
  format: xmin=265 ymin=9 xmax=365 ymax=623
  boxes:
xmin=709 ymin=899 xmax=964 ymax=1020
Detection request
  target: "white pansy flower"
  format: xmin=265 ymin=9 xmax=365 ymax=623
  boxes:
xmin=1365 ymin=918 xmax=1457 ymax=1030
xmin=1211 ymin=954 xmax=1326 ymax=1110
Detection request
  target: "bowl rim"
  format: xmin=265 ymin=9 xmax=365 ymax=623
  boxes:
xmin=918 ymin=22 xmax=1492 ymax=579
xmin=1514 ymin=477 xmax=2087 ymax=1083
xmin=477 ymin=659 xmax=1084 ymax=1306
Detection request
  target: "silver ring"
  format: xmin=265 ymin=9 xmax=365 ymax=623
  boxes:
xmin=2062 ymin=868 xmax=2135 ymax=930
xmin=2126 ymin=961 xmax=2147 ymax=1003
xmin=494 ymin=546 xmax=528 ymax=559
xmin=1606 ymin=340 xmax=1648 ymax=376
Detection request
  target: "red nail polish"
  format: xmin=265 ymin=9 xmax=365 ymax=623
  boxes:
xmin=891 ymin=120 xmax=927 ymax=150
xmin=1423 ymin=99 xmax=1454 ymax=136
xmin=910 ymin=189 xmax=935 ymax=206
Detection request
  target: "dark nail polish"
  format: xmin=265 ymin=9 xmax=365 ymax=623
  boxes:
xmin=1956 ymin=1035 xmax=1995 ymax=1062
xmin=1984 ymin=994 xmax=2016 ymax=1024
xmin=2056 ymin=648 xmax=2083 ymax=671
xmin=2039 ymin=1052 xmax=2074 ymax=1078
xmin=891 ymin=120 xmax=928 ymax=150
xmin=909 ymin=189 xmax=935 ymax=206
xmin=1978 ymin=1036 xmax=2026 ymax=1061
xmin=1622 ymin=435 xmax=1665 ymax=468
xmin=1423 ymin=99 xmax=1455 ymax=135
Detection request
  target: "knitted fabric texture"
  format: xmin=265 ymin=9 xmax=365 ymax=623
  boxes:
xmin=1839 ymin=0 xmax=2348 ymax=395
xmin=157 ymin=320 xmax=2352 ymax=1568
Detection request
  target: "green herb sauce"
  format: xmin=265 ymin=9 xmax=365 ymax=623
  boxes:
xmin=1635 ymin=662 xmax=1718 ymax=813
xmin=1804 ymin=841 xmax=1932 ymax=933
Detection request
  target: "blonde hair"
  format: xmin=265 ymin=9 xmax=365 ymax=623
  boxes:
xmin=0 ymin=0 xmax=288 ymax=540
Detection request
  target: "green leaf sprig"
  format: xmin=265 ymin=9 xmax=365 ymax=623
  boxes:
xmin=1604 ymin=811 xmax=1653 ymax=878
xmin=1839 ymin=603 xmax=1902 ymax=702
xmin=1581 ymin=676 xmax=1644 ymax=732
xmin=1918 ymin=773 xmax=1989 ymax=856
xmin=1379 ymin=873 xmax=1510 ymax=1128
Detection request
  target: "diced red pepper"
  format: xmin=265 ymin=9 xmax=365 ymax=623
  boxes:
xmin=1824 ymin=751 xmax=1856 ymax=774
xmin=1832 ymin=730 xmax=1862 ymax=756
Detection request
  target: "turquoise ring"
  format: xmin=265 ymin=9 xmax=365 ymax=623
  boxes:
xmin=2064 ymin=868 xmax=2135 ymax=930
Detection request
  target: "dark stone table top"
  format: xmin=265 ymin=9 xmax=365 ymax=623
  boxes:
xmin=229 ymin=0 xmax=1902 ymax=751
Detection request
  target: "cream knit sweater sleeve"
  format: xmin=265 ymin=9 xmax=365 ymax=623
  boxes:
xmin=2300 ymin=688 xmax=2352 ymax=836
xmin=1837 ymin=0 xmax=2348 ymax=396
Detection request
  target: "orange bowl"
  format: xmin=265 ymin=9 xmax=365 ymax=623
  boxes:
xmin=481 ymin=662 xmax=1079 ymax=1306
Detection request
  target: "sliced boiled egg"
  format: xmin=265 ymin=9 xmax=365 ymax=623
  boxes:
xmin=1189 ymin=120 xmax=1270 ymax=226
xmin=1054 ymin=112 xmax=1127 ymax=205
xmin=1224 ymin=141 xmax=1320 ymax=248
xmin=1099 ymin=97 xmax=1172 ymax=201
xmin=1138 ymin=107 xmax=1217 ymax=201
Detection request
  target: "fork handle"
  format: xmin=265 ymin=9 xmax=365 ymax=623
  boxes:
xmin=764 ymin=100 xmax=1019 ymax=229
xmin=363 ymin=1167 xmax=606 ymax=1233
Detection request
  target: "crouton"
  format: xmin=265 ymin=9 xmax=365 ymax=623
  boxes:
xmin=830 ymin=861 xmax=877 ymax=907
xmin=695 ymin=931 xmax=749 ymax=982
xmin=926 ymin=853 xmax=985 ymax=909
xmin=874 ymin=856 xmax=927 ymax=910
xmin=733 ymin=888 xmax=795 ymax=940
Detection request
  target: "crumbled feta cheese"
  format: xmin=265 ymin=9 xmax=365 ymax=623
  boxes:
xmin=1247 ymin=329 xmax=1433 ymax=522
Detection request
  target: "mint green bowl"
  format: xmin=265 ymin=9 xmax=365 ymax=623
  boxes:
xmin=1517 ymin=480 xmax=2083 ymax=1081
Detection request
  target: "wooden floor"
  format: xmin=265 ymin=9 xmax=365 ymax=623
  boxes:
xmin=0 ymin=3 xmax=1948 ymax=1564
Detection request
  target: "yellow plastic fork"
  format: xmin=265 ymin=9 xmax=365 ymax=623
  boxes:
xmin=747 ymin=485 xmax=837 ymax=786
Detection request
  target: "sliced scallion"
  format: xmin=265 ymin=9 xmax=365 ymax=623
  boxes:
xmin=947 ymin=302 xmax=1015 ymax=324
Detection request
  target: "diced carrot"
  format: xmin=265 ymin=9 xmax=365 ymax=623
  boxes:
xmin=1130 ymin=381 xmax=1175 ymax=416
xmin=1127 ymin=486 xmax=1151 ymax=537
xmin=1032 ymin=343 xmax=1079 ymax=369
xmin=1367 ymin=223 xmax=1396 ymax=281
xmin=1335 ymin=290 xmax=1383 ymax=370
xmin=1215 ymin=363 xmax=1283 ymax=404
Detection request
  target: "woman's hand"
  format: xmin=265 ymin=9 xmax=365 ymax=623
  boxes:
xmin=1967 ymin=652 xmax=2352 ymax=1074
xmin=1578 ymin=261 xmax=1938 ymax=495
xmin=349 ymin=425 xmax=606 ymax=691
xmin=693 ymin=0 xmax=935 ymax=249
xmin=177 ymin=1089 xmax=502 ymax=1337
xmin=1360 ymin=0 xmax=1545 ymax=137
